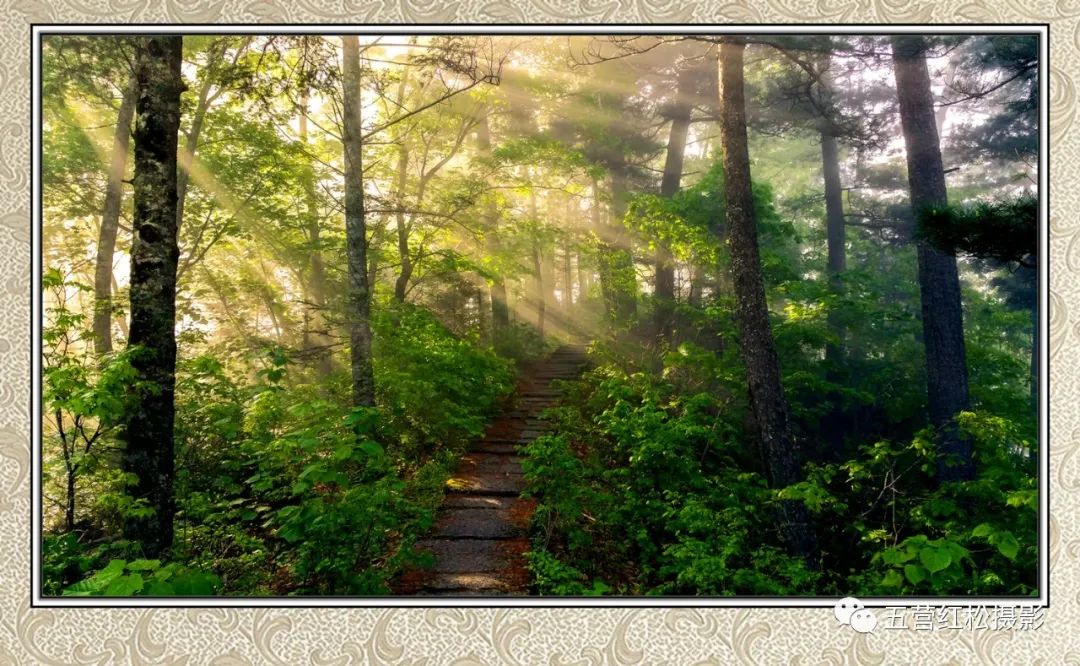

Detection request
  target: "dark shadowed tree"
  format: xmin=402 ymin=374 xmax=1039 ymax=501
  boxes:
xmin=892 ymin=35 xmax=974 ymax=482
xmin=121 ymin=35 xmax=184 ymax=558
xmin=717 ymin=37 xmax=817 ymax=563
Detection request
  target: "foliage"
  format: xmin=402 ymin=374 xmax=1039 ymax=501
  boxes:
xmin=40 ymin=33 xmax=1037 ymax=599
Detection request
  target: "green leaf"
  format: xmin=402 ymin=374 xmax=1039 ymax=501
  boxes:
xmin=996 ymin=532 xmax=1020 ymax=560
xmin=904 ymin=564 xmax=927 ymax=585
xmin=126 ymin=559 xmax=160 ymax=571
xmin=919 ymin=547 xmax=952 ymax=574
xmin=972 ymin=523 xmax=993 ymax=538
xmin=104 ymin=573 xmax=144 ymax=596
xmin=881 ymin=569 xmax=904 ymax=588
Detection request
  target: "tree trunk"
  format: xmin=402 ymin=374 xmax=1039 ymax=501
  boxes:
xmin=892 ymin=35 xmax=973 ymax=482
xmin=476 ymin=114 xmax=509 ymax=336
xmin=93 ymin=77 xmax=137 ymax=355
xmin=821 ymin=130 xmax=846 ymax=363
xmin=532 ymin=239 xmax=545 ymax=338
xmin=528 ymin=183 xmax=545 ymax=338
xmin=654 ymin=62 xmax=695 ymax=341
xmin=577 ymin=250 xmax=590 ymax=301
xmin=718 ymin=38 xmax=817 ymax=564
xmin=298 ymin=88 xmax=333 ymax=377
xmin=342 ymin=36 xmax=375 ymax=408
xmin=390 ymin=69 xmax=412 ymax=304
xmin=122 ymin=36 xmax=184 ymax=558
xmin=175 ymin=75 xmax=211 ymax=233
xmin=600 ymin=169 xmax=637 ymax=324
xmin=393 ymin=143 xmax=412 ymax=303
xmin=563 ymin=239 xmax=574 ymax=308
xmin=477 ymin=284 xmax=490 ymax=342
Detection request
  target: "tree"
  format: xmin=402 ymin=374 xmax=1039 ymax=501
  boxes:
xmin=121 ymin=35 xmax=184 ymax=558
xmin=653 ymin=56 xmax=700 ymax=342
xmin=92 ymin=77 xmax=137 ymax=354
xmin=341 ymin=36 xmax=375 ymax=407
xmin=892 ymin=35 xmax=974 ymax=482
xmin=475 ymin=112 xmax=511 ymax=337
xmin=718 ymin=38 xmax=817 ymax=563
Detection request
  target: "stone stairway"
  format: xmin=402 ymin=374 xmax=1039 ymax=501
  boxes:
xmin=395 ymin=344 xmax=589 ymax=596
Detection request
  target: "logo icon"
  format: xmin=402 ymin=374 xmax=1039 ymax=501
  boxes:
xmin=834 ymin=597 xmax=877 ymax=634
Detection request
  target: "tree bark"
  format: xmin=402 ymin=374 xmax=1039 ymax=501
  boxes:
xmin=93 ymin=77 xmax=137 ymax=354
xmin=528 ymin=182 xmax=545 ymax=338
xmin=122 ymin=36 xmax=184 ymax=558
xmin=654 ymin=62 xmax=695 ymax=341
xmin=393 ymin=142 xmax=412 ymax=303
xmin=175 ymin=40 xmax=228 ymax=234
xmin=601 ymin=169 xmax=637 ymax=323
xmin=892 ymin=35 xmax=974 ymax=482
xmin=563 ymin=239 xmax=574 ymax=308
xmin=821 ymin=130 xmax=846 ymax=365
xmin=718 ymin=38 xmax=817 ymax=564
xmin=476 ymin=114 xmax=509 ymax=336
xmin=298 ymin=88 xmax=334 ymax=377
xmin=342 ymin=36 xmax=375 ymax=407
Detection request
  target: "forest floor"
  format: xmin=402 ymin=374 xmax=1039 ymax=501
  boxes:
xmin=394 ymin=344 xmax=589 ymax=595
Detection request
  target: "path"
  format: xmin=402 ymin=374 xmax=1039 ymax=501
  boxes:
xmin=395 ymin=344 xmax=588 ymax=596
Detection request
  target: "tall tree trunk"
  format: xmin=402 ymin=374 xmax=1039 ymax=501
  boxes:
xmin=892 ymin=35 xmax=973 ymax=482
xmin=390 ymin=69 xmax=412 ymax=303
xmin=342 ymin=36 xmax=375 ymax=408
xmin=476 ymin=114 xmax=509 ymax=336
xmin=175 ymin=40 xmax=229 ymax=233
xmin=298 ymin=88 xmax=333 ymax=377
xmin=528 ymin=183 xmax=545 ymax=338
xmin=718 ymin=38 xmax=817 ymax=564
xmin=563 ymin=239 xmax=574 ymax=308
xmin=122 ymin=36 xmax=184 ymax=558
xmin=654 ymin=62 xmax=695 ymax=341
xmin=821 ymin=130 xmax=846 ymax=364
xmin=93 ymin=77 xmax=137 ymax=354
xmin=477 ymin=284 xmax=490 ymax=342
xmin=688 ymin=263 xmax=702 ymax=308
xmin=532 ymin=240 xmax=545 ymax=338
xmin=393 ymin=143 xmax=412 ymax=302
xmin=600 ymin=169 xmax=637 ymax=324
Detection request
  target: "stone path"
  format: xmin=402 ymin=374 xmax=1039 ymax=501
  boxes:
xmin=395 ymin=344 xmax=588 ymax=596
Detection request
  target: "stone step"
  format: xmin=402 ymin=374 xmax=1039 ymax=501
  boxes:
xmin=429 ymin=508 xmax=522 ymax=539
xmin=422 ymin=573 xmax=516 ymax=593
xmin=458 ymin=457 xmax=523 ymax=476
xmin=413 ymin=539 xmax=514 ymax=573
xmin=442 ymin=494 xmax=517 ymax=510
xmin=474 ymin=442 xmax=520 ymax=455
xmin=445 ymin=472 xmax=524 ymax=495
xmin=420 ymin=588 xmax=513 ymax=596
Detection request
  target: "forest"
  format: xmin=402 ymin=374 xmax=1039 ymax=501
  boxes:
xmin=40 ymin=32 xmax=1038 ymax=597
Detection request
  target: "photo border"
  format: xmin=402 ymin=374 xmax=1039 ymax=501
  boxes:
xmin=30 ymin=22 xmax=1050 ymax=609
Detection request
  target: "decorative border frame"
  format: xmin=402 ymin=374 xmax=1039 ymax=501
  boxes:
xmin=1 ymin=3 xmax=1074 ymax=662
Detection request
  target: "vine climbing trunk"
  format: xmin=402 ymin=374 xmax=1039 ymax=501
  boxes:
xmin=718 ymin=37 xmax=817 ymax=565
xmin=122 ymin=35 xmax=184 ymax=558
xmin=93 ymin=76 xmax=137 ymax=354
xmin=892 ymin=35 xmax=973 ymax=482
xmin=342 ymin=35 xmax=375 ymax=407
